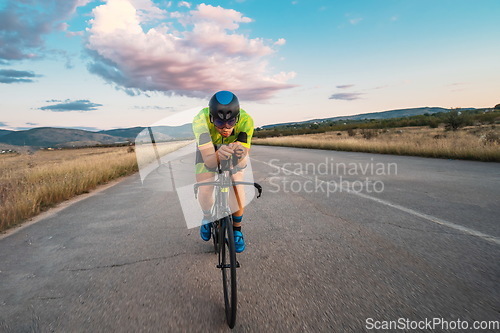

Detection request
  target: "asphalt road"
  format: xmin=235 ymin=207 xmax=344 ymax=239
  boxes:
xmin=1 ymin=145 xmax=499 ymax=332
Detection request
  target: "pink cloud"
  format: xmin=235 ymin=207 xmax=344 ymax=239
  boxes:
xmin=190 ymin=3 xmax=252 ymax=29
xmin=274 ymin=38 xmax=286 ymax=46
xmin=178 ymin=1 xmax=191 ymax=9
xmin=0 ymin=0 xmax=90 ymax=61
xmin=86 ymin=0 xmax=296 ymax=100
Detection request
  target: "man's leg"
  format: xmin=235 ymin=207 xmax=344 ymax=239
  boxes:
xmin=196 ymin=172 xmax=215 ymax=213
xmin=229 ymin=170 xmax=246 ymax=225
xmin=229 ymin=171 xmax=246 ymax=252
xmin=196 ymin=172 xmax=215 ymax=241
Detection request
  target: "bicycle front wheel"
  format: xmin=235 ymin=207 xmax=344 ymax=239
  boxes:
xmin=212 ymin=221 xmax=219 ymax=254
xmin=220 ymin=216 xmax=237 ymax=328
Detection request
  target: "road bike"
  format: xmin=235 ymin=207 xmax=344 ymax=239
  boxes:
xmin=194 ymin=157 xmax=262 ymax=328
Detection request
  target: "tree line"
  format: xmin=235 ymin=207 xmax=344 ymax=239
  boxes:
xmin=254 ymin=108 xmax=499 ymax=138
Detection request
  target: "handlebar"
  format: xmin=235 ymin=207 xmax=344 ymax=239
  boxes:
xmin=194 ymin=181 xmax=262 ymax=199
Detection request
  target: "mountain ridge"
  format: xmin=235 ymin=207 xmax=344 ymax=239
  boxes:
xmin=260 ymin=107 xmax=464 ymax=129
xmin=0 ymin=124 xmax=194 ymax=148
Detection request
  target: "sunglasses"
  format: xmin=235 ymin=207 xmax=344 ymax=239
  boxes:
xmin=213 ymin=117 xmax=237 ymax=129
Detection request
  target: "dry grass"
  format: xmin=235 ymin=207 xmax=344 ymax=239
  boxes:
xmin=253 ymin=126 xmax=500 ymax=162
xmin=0 ymin=141 xmax=190 ymax=232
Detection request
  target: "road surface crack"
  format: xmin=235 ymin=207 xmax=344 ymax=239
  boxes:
xmin=38 ymin=296 xmax=64 ymax=300
xmin=62 ymin=252 xmax=190 ymax=272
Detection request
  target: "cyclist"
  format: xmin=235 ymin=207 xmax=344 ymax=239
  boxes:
xmin=192 ymin=91 xmax=254 ymax=253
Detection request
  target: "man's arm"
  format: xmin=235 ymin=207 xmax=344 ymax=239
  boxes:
xmin=198 ymin=133 xmax=236 ymax=168
xmin=229 ymin=128 xmax=252 ymax=169
xmin=229 ymin=142 xmax=249 ymax=169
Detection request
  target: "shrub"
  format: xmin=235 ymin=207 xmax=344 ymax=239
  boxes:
xmin=481 ymin=131 xmax=499 ymax=144
xmin=429 ymin=120 xmax=439 ymax=128
xmin=361 ymin=129 xmax=378 ymax=140
xmin=444 ymin=110 xmax=466 ymax=131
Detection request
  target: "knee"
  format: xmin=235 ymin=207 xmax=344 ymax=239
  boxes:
xmin=199 ymin=186 xmax=214 ymax=197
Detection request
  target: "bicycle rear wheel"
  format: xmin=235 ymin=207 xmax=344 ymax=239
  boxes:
xmin=220 ymin=216 xmax=237 ymax=328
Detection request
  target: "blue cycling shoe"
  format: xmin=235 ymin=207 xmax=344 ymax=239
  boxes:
xmin=233 ymin=230 xmax=245 ymax=253
xmin=200 ymin=220 xmax=212 ymax=241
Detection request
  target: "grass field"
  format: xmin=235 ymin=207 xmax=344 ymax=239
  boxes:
xmin=253 ymin=125 xmax=500 ymax=162
xmin=0 ymin=141 xmax=190 ymax=233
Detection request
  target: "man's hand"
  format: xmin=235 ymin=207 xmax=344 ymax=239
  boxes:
xmin=216 ymin=145 xmax=234 ymax=161
xmin=229 ymin=142 xmax=245 ymax=159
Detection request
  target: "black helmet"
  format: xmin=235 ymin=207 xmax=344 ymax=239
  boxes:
xmin=209 ymin=91 xmax=240 ymax=128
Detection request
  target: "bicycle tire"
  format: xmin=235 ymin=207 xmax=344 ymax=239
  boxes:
xmin=220 ymin=216 xmax=237 ymax=328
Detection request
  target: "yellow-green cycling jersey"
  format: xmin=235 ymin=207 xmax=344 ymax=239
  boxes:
xmin=193 ymin=107 xmax=254 ymax=174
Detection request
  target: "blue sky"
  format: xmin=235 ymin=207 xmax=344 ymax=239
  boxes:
xmin=1 ymin=0 xmax=499 ymax=131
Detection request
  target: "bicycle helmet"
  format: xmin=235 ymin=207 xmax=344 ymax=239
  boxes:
xmin=209 ymin=91 xmax=240 ymax=128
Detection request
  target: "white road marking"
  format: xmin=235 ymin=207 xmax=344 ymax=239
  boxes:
xmin=253 ymin=158 xmax=500 ymax=246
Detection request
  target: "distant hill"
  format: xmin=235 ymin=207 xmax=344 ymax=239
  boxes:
xmin=152 ymin=124 xmax=194 ymax=139
xmin=98 ymin=127 xmax=145 ymax=139
xmin=0 ymin=124 xmax=195 ymax=148
xmin=0 ymin=128 xmax=126 ymax=147
xmin=261 ymin=107 xmax=461 ymax=129
xmin=0 ymin=129 xmax=14 ymax=137
xmin=99 ymin=124 xmax=193 ymax=142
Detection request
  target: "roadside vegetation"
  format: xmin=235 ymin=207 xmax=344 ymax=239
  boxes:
xmin=254 ymin=108 xmax=499 ymax=138
xmin=0 ymin=141 xmax=189 ymax=233
xmin=253 ymin=109 xmax=500 ymax=162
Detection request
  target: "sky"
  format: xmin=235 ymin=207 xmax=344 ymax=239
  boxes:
xmin=0 ymin=0 xmax=499 ymax=131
